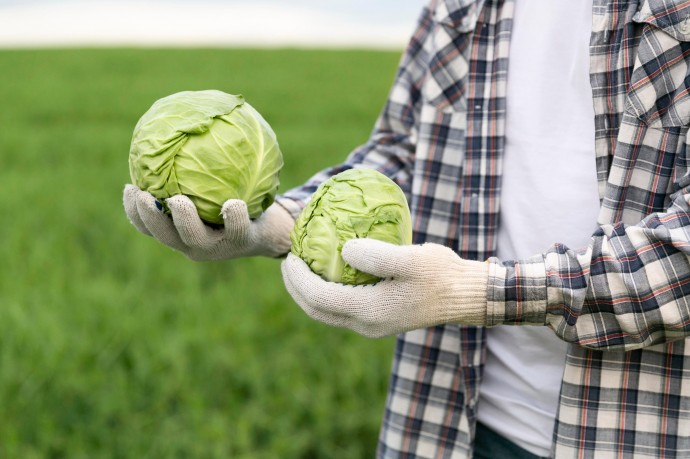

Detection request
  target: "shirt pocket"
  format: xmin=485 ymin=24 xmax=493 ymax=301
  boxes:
xmin=625 ymin=0 xmax=690 ymax=129
xmin=420 ymin=0 xmax=482 ymax=112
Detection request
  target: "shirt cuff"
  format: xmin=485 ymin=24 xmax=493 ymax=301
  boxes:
xmin=486 ymin=254 xmax=549 ymax=326
xmin=274 ymin=196 xmax=307 ymax=222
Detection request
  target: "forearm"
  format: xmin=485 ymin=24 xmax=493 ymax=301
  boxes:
xmin=488 ymin=190 xmax=690 ymax=351
xmin=276 ymin=136 xmax=414 ymax=220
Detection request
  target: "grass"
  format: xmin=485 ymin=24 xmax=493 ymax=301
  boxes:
xmin=0 ymin=47 xmax=402 ymax=458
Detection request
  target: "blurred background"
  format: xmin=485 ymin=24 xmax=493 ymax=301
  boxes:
xmin=0 ymin=0 xmax=421 ymax=48
xmin=0 ymin=1 xmax=424 ymax=458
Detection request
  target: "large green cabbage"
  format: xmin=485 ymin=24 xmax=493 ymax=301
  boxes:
xmin=291 ymin=168 xmax=412 ymax=285
xmin=129 ymin=90 xmax=283 ymax=225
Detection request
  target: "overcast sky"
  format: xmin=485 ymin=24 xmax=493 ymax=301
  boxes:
xmin=0 ymin=0 xmax=426 ymax=48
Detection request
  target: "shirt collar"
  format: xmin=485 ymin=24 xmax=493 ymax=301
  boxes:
xmin=433 ymin=0 xmax=486 ymax=32
xmin=634 ymin=0 xmax=690 ymax=41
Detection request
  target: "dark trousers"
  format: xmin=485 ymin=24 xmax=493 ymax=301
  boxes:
xmin=473 ymin=422 xmax=549 ymax=459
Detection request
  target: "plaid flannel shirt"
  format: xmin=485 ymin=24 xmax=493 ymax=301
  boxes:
xmin=277 ymin=0 xmax=690 ymax=457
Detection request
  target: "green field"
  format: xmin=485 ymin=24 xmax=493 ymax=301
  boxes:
xmin=0 ymin=48 xmax=402 ymax=458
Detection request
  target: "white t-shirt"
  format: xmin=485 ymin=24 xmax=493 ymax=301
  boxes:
xmin=476 ymin=0 xmax=601 ymax=456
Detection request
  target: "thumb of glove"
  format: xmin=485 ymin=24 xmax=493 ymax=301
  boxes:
xmin=341 ymin=238 xmax=415 ymax=279
xmin=220 ymin=199 xmax=252 ymax=244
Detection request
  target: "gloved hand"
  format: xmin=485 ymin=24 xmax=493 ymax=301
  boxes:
xmin=281 ymin=238 xmax=490 ymax=338
xmin=123 ymin=184 xmax=294 ymax=260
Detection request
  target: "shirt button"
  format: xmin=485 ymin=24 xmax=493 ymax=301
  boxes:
xmin=680 ymin=17 xmax=690 ymax=35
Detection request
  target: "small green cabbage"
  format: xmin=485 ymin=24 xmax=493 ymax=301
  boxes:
xmin=129 ymin=90 xmax=283 ymax=225
xmin=291 ymin=168 xmax=412 ymax=285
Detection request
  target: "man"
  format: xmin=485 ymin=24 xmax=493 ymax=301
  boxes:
xmin=124 ymin=0 xmax=690 ymax=457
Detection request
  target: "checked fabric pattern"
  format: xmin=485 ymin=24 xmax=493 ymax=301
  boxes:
xmin=278 ymin=0 xmax=690 ymax=457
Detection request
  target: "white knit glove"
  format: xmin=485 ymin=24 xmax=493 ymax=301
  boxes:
xmin=281 ymin=238 xmax=490 ymax=338
xmin=123 ymin=184 xmax=294 ymax=260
